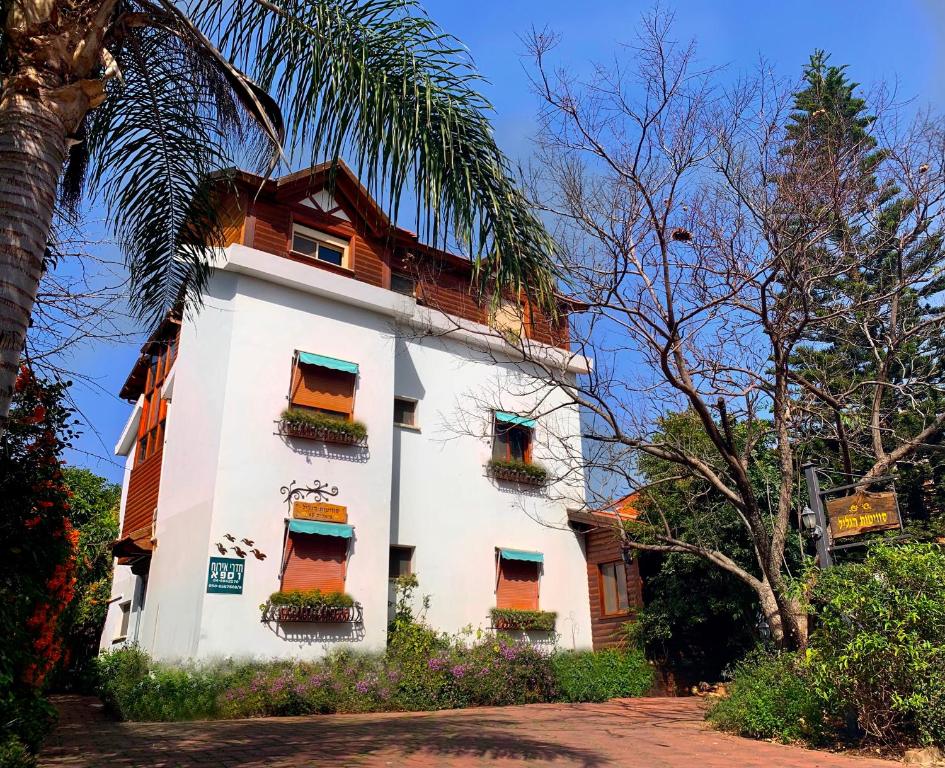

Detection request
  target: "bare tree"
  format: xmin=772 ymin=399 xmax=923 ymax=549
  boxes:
xmin=514 ymin=11 xmax=945 ymax=649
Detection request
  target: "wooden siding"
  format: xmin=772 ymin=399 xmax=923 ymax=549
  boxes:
xmin=585 ymin=526 xmax=644 ymax=650
xmin=121 ymin=448 xmax=162 ymax=544
xmin=281 ymin=533 xmax=347 ymax=592
xmin=496 ymin=559 xmax=540 ymax=610
xmin=241 ymin=176 xmax=571 ymax=350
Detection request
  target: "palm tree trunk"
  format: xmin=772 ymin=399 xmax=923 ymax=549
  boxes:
xmin=0 ymin=91 xmax=69 ymax=430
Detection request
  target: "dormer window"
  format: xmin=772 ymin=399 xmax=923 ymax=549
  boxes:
xmin=291 ymin=224 xmax=349 ymax=268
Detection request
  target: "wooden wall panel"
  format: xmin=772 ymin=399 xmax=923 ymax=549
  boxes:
xmin=282 ymin=534 xmax=347 ymax=592
xmin=496 ymin=559 xmax=540 ymax=610
xmin=584 ymin=526 xmax=644 ymax=650
xmin=122 ymin=448 xmax=162 ymax=543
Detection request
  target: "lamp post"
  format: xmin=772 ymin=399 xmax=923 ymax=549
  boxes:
xmin=801 ymin=463 xmax=833 ymax=568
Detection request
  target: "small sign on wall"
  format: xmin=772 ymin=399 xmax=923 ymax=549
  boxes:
xmin=293 ymin=500 xmax=348 ymax=523
xmin=207 ymin=557 xmax=245 ymax=594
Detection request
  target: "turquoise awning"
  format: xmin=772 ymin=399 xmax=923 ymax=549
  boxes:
xmin=298 ymin=352 xmax=359 ymax=375
xmin=495 ymin=411 xmax=536 ymax=429
xmin=288 ymin=519 xmax=354 ymax=538
xmin=499 ymin=548 xmax=543 ymax=563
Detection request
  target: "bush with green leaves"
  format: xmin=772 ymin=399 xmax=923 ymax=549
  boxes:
xmin=808 ymin=544 xmax=945 ymax=746
xmin=707 ymin=650 xmax=827 ymax=744
xmin=490 ymin=608 xmax=557 ymax=631
xmin=551 ymin=648 xmax=653 ymax=702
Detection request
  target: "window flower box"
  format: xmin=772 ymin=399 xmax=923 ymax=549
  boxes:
xmin=279 ymin=408 xmax=367 ymax=445
xmin=260 ymin=589 xmax=362 ymax=624
xmin=487 ymin=458 xmax=548 ymax=486
xmin=490 ymin=608 xmax=557 ymax=632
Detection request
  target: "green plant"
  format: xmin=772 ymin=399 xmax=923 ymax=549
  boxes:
xmin=487 ymin=457 xmax=548 ymax=481
xmin=280 ymin=408 xmax=368 ymax=441
xmin=0 ymin=735 xmax=34 ymax=768
xmin=551 ymin=649 xmax=653 ymax=702
xmin=808 ymin=544 xmax=945 ymax=747
xmin=265 ymin=589 xmax=355 ymax=610
xmin=707 ymin=650 xmax=827 ymax=744
xmin=489 ymin=608 xmax=557 ymax=631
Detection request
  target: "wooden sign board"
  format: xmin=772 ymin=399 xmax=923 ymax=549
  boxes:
xmin=293 ymin=500 xmax=348 ymax=524
xmin=825 ymin=490 xmax=900 ymax=540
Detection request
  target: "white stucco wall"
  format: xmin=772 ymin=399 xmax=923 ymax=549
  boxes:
xmin=102 ymin=243 xmax=592 ymax=661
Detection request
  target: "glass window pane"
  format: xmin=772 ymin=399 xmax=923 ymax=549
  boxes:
xmin=391 ymin=273 xmax=416 ymax=296
xmin=292 ymin=232 xmax=317 ymax=255
xmin=394 ymin=398 xmax=415 ymax=426
xmin=601 ymin=563 xmax=618 ymax=614
xmin=616 ymin=563 xmax=630 ymax=611
xmin=509 ymin=426 xmax=530 ymax=462
xmin=317 ymin=244 xmax=344 ymax=266
xmin=388 ymin=546 xmax=413 ymax=578
xmin=493 ymin=425 xmax=510 ymax=460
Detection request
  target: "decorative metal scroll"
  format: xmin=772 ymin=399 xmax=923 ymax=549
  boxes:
xmin=280 ymin=480 xmax=339 ymax=513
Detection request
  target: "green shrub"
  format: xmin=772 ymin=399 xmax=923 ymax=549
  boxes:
xmin=265 ymin=589 xmax=354 ymax=609
xmin=0 ymin=736 xmax=34 ymax=768
xmin=707 ymin=650 xmax=826 ymax=744
xmin=808 ymin=544 xmax=945 ymax=747
xmin=280 ymin=408 xmax=367 ymax=441
xmin=490 ymin=608 xmax=557 ymax=631
xmin=95 ymin=646 xmax=228 ymax=721
xmin=551 ymin=648 xmax=653 ymax=702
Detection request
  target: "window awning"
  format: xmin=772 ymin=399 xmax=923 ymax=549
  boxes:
xmin=297 ymin=352 xmax=359 ymax=375
xmin=288 ymin=519 xmax=354 ymax=538
xmin=495 ymin=411 xmax=536 ymax=429
xmin=499 ymin=548 xmax=543 ymax=563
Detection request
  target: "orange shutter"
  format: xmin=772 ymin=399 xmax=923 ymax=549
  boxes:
xmin=281 ymin=533 xmax=347 ymax=592
xmin=496 ymin=559 xmax=540 ymax=610
xmin=290 ymin=364 xmax=355 ymax=417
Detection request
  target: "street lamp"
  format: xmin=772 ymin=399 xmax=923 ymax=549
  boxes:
xmin=801 ymin=506 xmax=823 ymax=539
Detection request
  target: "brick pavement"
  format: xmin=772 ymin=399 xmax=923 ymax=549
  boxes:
xmin=39 ymin=694 xmax=900 ymax=767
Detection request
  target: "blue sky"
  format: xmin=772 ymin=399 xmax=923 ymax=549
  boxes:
xmin=57 ymin=0 xmax=945 ymax=483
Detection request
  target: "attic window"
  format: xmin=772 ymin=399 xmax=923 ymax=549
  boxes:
xmin=390 ymin=273 xmax=416 ymax=296
xmin=291 ymin=225 xmax=349 ymax=268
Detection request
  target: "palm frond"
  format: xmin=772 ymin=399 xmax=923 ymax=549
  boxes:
xmin=192 ymin=0 xmax=558 ymax=306
xmin=85 ymin=24 xmax=240 ymax=325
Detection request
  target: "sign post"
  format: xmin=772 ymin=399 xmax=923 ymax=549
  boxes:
xmin=802 ymin=463 xmax=833 ymax=568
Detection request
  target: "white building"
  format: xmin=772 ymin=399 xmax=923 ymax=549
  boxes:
xmin=100 ymin=163 xmax=636 ymax=662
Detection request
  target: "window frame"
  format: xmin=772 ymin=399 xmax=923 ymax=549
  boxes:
xmin=290 ymin=224 xmax=351 ymax=270
xmin=113 ymin=600 xmax=132 ymax=643
xmin=493 ymin=419 xmax=533 ymax=463
xmin=388 ymin=545 xmax=415 ymax=580
xmin=390 ymin=272 xmax=417 ymax=297
xmin=494 ymin=552 xmax=541 ymax=611
xmin=597 ymin=560 xmax=631 ymax=617
xmin=280 ymin=531 xmax=349 ymax=593
xmin=288 ymin=353 xmax=358 ymax=421
xmin=393 ymin=396 xmax=419 ymax=429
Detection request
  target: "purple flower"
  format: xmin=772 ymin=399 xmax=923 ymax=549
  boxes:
xmin=450 ymin=664 xmax=468 ymax=679
xmin=427 ymin=657 xmax=447 ymax=671
xmin=355 ymin=680 xmax=371 ymax=694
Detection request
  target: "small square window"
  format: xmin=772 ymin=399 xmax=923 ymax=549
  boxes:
xmin=493 ymin=421 xmax=532 ymax=463
xmin=291 ymin=225 xmax=349 ymax=269
xmin=389 ymin=545 xmax=414 ymax=579
xmin=391 ymin=273 xmax=416 ymax=296
xmin=393 ymin=397 xmax=417 ymax=427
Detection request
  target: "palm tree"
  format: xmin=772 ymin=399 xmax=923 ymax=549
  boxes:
xmin=0 ymin=0 xmax=556 ymax=430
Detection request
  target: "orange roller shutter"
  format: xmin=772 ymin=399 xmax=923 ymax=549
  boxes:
xmin=496 ymin=559 xmax=540 ymax=610
xmin=290 ymin=364 xmax=355 ymax=417
xmin=281 ymin=533 xmax=348 ymax=592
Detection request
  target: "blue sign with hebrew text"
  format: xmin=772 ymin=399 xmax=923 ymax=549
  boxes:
xmin=207 ymin=557 xmax=244 ymax=594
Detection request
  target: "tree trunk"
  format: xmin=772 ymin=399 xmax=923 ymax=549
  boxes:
xmin=0 ymin=91 xmax=70 ymax=430
xmin=757 ymin=580 xmax=808 ymax=650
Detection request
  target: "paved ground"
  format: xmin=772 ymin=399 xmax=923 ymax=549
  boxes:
xmin=40 ymin=694 xmax=899 ymax=768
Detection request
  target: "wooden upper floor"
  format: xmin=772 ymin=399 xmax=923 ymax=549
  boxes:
xmin=214 ymin=161 xmax=571 ymax=351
